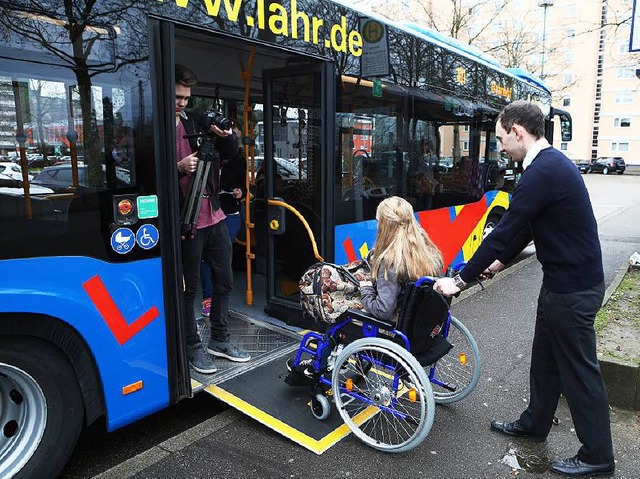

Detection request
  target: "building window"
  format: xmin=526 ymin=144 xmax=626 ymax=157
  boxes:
xmin=565 ymin=51 xmax=575 ymax=63
xmin=564 ymin=72 xmax=573 ymax=85
xmin=617 ymin=67 xmax=635 ymax=79
xmin=612 ymin=142 xmax=629 ymax=152
xmin=613 ymin=117 xmax=631 ymax=128
xmin=463 ymin=125 xmax=469 ymax=131
xmin=560 ymin=142 xmax=568 ymax=151
xmin=619 ymin=43 xmax=629 ymax=54
xmin=563 ymin=97 xmax=571 ymax=107
xmin=615 ymin=91 xmax=634 ymax=104
xmin=567 ymin=27 xmax=575 ymax=38
xmin=462 ymin=140 xmax=469 ymax=151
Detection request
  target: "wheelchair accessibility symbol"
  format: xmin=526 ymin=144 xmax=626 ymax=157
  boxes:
xmin=110 ymin=227 xmax=135 ymax=254
xmin=136 ymin=224 xmax=159 ymax=250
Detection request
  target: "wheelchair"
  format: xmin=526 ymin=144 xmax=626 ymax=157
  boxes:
xmin=285 ymin=276 xmax=481 ymax=453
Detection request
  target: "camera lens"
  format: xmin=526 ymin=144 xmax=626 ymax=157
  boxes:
xmin=214 ymin=115 xmax=231 ymax=131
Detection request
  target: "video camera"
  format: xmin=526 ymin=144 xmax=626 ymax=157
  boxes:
xmin=199 ymin=109 xmax=232 ymax=133
xmin=180 ymin=109 xmax=230 ymax=239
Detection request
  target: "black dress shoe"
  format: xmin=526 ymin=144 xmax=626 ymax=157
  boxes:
xmin=550 ymin=455 xmax=614 ymax=477
xmin=490 ymin=419 xmax=545 ymax=441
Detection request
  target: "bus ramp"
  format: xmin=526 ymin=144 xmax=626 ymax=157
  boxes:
xmin=191 ymin=312 xmax=353 ymax=454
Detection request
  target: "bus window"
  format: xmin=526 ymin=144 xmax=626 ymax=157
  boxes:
xmin=0 ymin=72 xmax=150 ymax=261
xmin=406 ymin=118 xmax=439 ymax=211
xmin=335 ymin=86 xmax=404 ymax=224
xmin=434 ymin=122 xmax=484 ymax=208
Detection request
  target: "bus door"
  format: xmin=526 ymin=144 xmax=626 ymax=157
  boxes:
xmin=261 ymin=64 xmax=335 ymax=324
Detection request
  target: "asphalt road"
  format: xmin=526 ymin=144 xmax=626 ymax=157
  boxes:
xmin=60 ymin=169 xmax=640 ymax=479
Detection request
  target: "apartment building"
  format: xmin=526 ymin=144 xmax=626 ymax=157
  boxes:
xmin=373 ymin=0 xmax=640 ymax=164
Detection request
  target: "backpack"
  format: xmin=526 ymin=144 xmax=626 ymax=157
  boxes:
xmin=299 ymin=259 xmax=371 ymax=324
xmin=396 ymin=281 xmax=452 ymax=364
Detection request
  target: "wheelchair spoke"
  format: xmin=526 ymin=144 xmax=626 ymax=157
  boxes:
xmin=332 ymin=338 xmax=435 ymax=453
xmin=429 ymin=317 xmax=481 ymax=404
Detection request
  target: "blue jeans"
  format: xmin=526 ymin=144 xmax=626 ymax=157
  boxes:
xmin=200 ymin=214 xmax=241 ymax=299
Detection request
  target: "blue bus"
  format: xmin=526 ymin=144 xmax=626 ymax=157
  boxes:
xmin=0 ymin=1 xmax=571 ymax=476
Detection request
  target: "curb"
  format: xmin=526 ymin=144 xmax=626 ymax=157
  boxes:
xmin=91 ymin=409 xmax=242 ymax=478
xmin=597 ymin=259 xmax=640 ymax=411
xmin=602 ymin=259 xmax=629 ymax=307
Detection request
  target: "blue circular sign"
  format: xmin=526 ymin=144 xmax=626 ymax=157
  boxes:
xmin=110 ymin=227 xmax=135 ymax=254
xmin=136 ymin=224 xmax=159 ymax=250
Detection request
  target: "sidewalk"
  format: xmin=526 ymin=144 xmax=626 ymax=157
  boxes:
xmin=623 ymin=165 xmax=640 ymax=176
xmin=91 ymin=244 xmax=640 ymax=479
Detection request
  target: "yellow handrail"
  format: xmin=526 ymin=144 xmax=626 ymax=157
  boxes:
xmin=241 ymin=48 xmax=256 ymax=305
xmin=267 ymin=199 xmax=324 ymax=262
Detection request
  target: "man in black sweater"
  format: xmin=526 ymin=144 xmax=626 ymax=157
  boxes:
xmin=435 ymin=100 xmax=614 ymax=477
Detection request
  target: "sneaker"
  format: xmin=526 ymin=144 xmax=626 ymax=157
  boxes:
xmin=286 ymin=357 xmax=315 ymax=376
xmin=207 ymin=340 xmax=251 ymax=362
xmin=201 ymin=297 xmax=211 ymax=317
xmin=188 ymin=343 xmax=217 ymax=374
xmin=284 ymin=358 xmax=316 ymax=387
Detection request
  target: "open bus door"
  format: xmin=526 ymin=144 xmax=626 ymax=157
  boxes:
xmin=261 ymin=63 xmax=335 ymax=325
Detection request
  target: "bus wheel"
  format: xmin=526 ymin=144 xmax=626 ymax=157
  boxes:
xmin=482 ymin=214 xmax=502 ymax=241
xmin=0 ymin=337 xmax=83 ymax=479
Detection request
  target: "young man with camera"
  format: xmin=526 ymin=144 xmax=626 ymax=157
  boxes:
xmin=175 ymin=64 xmax=250 ymax=374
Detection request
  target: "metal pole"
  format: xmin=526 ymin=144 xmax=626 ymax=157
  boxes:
xmin=538 ymin=0 xmax=554 ymax=80
xmin=541 ymin=5 xmax=548 ymax=79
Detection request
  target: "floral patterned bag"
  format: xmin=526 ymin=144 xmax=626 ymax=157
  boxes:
xmin=299 ymin=258 xmax=371 ymax=324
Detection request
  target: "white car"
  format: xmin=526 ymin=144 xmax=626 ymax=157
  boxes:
xmin=0 ymin=162 xmax=33 ymax=181
xmin=251 ymin=156 xmax=303 ymax=181
xmin=0 ymin=172 xmax=54 ymax=195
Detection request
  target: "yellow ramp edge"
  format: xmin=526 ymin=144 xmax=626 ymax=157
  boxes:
xmin=204 ymin=383 xmax=378 ymax=454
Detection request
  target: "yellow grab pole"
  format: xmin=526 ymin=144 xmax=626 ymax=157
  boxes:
xmin=241 ymin=48 xmax=256 ymax=305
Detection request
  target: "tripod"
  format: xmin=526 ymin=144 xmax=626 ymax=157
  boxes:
xmin=180 ymin=134 xmax=218 ymax=239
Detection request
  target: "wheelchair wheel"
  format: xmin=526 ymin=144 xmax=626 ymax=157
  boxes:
xmin=428 ymin=316 xmax=481 ymax=404
xmin=331 ymin=337 xmax=435 ymax=453
xmin=310 ymin=393 xmax=331 ymax=420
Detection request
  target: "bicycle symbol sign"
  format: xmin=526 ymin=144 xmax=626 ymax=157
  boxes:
xmin=136 ymin=224 xmax=159 ymax=250
xmin=110 ymin=227 xmax=135 ymax=254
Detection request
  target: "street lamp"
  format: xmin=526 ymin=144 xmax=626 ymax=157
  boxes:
xmin=539 ymin=0 xmax=554 ymax=80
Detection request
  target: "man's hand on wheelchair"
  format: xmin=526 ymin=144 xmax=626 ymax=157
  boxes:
xmin=478 ymin=260 xmax=505 ymax=281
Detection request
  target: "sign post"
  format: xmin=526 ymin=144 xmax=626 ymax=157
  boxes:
xmin=631 ymin=0 xmax=639 ymax=52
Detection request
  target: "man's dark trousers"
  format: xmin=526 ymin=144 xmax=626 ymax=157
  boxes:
xmin=518 ymin=281 xmax=613 ymax=464
xmin=182 ymin=221 xmax=233 ymax=346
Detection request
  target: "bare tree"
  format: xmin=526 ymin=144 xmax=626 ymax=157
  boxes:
xmin=0 ymin=0 xmax=148 ymax=186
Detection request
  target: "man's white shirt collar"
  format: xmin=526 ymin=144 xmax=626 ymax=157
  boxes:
xmin=523 ymin=138 xmax=551 ymax=170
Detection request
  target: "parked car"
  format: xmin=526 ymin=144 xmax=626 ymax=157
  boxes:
xmin=0 ymin=172 xmax=54 ymax=195
xmin=251 ymin=156 xmax=301 ymax=182
xmin=26 ymin=155 xmax=55 ymax=168
xmin=0 ymin=162 xmax=33 ymax=181
xmin=591 ymin=157 xmax=625 ymax=175
xmin=574 ymin=159 xmax=592 ymax=174
xmin=32 ymin=164 xmax=131 ymax=192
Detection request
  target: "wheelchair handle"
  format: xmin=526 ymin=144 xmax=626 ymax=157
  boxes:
xmin=415 ymin=276 xmax=436 ymax=287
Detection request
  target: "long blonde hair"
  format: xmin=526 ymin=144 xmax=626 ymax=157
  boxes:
xmin=371 ymin=196 xmax=443 ymax=281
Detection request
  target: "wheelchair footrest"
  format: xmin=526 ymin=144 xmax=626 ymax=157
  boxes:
xmin=414 ymin=335 xmax=453 ymax=366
